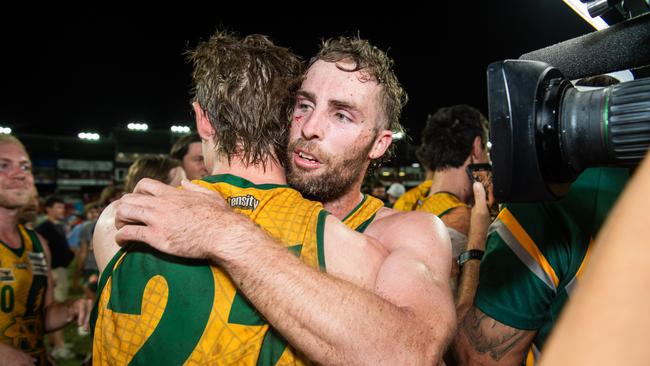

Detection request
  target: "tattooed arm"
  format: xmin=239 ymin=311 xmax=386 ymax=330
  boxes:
xmin=453 ymin=307 xmax=535 ymax=365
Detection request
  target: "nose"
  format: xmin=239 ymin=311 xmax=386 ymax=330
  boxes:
xmin=300 ymin=109 xmax=326 ymax=141
xmin=8 ymin=165 xmax=27 ymax=180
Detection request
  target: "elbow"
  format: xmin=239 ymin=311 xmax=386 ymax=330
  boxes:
xmin=385 ymin=320 xmax=455 ymax=366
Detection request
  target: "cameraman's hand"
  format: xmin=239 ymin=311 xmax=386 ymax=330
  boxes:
xmin=468 ymin=182 xmax=491 ymax=251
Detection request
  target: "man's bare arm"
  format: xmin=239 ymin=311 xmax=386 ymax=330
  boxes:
xmin=456 ymin=182 xmax=491 ymax=317
xmin=453 ymin=183 xmax=535 ymax=365
xmin=454 ymin=307 xmax=535 ymax=365
xmin=541 ymin=155 xmax=650 ymax=366
xmin=93 ymin=202 xmax=121 ymax=275
xmin=114 ymin=179 xmax=455 ymax=365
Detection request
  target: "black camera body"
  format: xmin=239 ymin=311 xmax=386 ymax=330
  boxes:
xmin=487 ymin=12 xmax=650 ymax=203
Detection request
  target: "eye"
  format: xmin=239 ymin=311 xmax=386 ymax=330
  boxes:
xmin=20 ymin=164 xmax=32 ymax=172
xmin=297 ymin=102 xmax=312 ymax=113
xmin=0 ymin=162 xmax=8 ymax=171
xmin=334 ymin=111 xmax=352 ymax=123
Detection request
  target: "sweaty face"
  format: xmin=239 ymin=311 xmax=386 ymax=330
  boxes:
xmin=0 ymin=143 xmax=34 ymax=209
xmin=182 ymin=142 xmax=208 ymax=180
xmin=286 ymin=60 xmax=387 ymax=202
xmin=287 ymin=135 xmax=374 ymax=202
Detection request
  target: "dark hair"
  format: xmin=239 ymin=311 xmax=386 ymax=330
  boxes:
xmin=44 ymin=195 xmax=64 ymax=208
xmin=416 ymin=105 xmax=489 ymax=171
xmin=83 ymin=201 xmax=101 ymax=215
xmin=170 ymin=133 xmax=201 ymax=161
xmin=575 ymin=74 xmax=620 ymax=87
xmin=98 ymin=184 xmax=124 ymax=207
xmin=124 ymin=156 xmax=182 ymax=193
xmin=188 ymin=31 xmax=302 ymax=167
xmin=311 ymin=36 xmax=407 ymax=162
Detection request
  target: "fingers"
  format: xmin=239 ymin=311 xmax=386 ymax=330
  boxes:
xmin=181 ymin=179 xmax=217 ymax=195
xmin=115 ymin=224 xmax=160 ymax=246
xmin=132 ymin=177 xmax=177 ymax=196
xmin=115 ymin=198 xmax=156 ymax=228
xmin=472 ymin=182 xmax=487 ymax=208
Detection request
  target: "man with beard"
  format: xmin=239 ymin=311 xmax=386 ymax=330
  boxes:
xmin=0 ymin=135 xmax=90 ymax=366
xmin=112 ymin=36 xmax=456 ymax=364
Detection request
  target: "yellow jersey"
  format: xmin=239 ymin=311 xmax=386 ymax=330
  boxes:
xmin=415 ymin=191 xmax=468 ymax=218
xmin=341 ymin=194 xmax=384 ymax=233
xmin=92 ymin=174 xmax=327 ymax=365
xmin=393 ymin=181 xmax=433 ymax=212
xmin=0 ymin=224 xmax=48 ymax=365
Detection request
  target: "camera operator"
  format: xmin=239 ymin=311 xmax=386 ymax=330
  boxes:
xmin=451 ymin=76 xmax=635 ymax=365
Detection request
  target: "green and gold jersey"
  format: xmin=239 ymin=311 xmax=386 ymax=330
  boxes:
xmin=474 ymin=168 xmax=629 ymax=365
xmin=415 ymin=191 xmax=468 ymax=218
xmin=93 ymin=174 xmax=328 ymax=365
xmin=0 ymin=224 xmax=48 ymax=366
xmin=341 ymin=194 xmax=384 ymax=233
xmin=392 ymin=180 xmax=432 ymax=212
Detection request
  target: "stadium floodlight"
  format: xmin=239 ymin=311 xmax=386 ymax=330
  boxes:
xmin=78 ymin=132 xmax=100 ymax=141
xmin=171 ymin=125 xmax=191 ymax=134
xmin=127 ymin=122 xmax=149 ymax=131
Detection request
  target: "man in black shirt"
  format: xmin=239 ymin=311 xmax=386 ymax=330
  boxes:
xmin=36 ymin=196 xmax=75 ymax=360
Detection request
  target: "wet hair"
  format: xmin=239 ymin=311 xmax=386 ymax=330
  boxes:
xmin=311 ymin=36 xmax=407 ymax=162
xmin=188 ymin=31 xmax=303 ymax=167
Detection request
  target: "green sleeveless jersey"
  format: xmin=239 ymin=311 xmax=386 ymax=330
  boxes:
xmin=93 ymin=174 xmax=328 ymax=365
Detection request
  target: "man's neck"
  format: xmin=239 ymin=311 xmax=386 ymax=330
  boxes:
xmin=0 ymin=207 xmax=21 ymax=247
xmin=47 ymin=216 xmax=60 ymax=225
xmin=429 ymin=167 xmax=471 ymax=204
xmin=209 ymin=156 xmax=287 ymax=186
xmin=322 ymin=179 xmax=365 ymax=221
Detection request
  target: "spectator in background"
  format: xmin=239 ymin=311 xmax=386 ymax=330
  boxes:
xmin=72 ymin=202 xmax=101 ymax=292
xmin=123 ymin=156 xmax=185 ymax=194
xmin=98 ymin=183 xmax=124 ymax=208
xmin=396 ymin=105 xmax=491 ymax=293
xmin=170 ymin=133 xmax=208 ymax=180
xmin=0 ymin=132 xmax=91 ymax=366
xmin=385 ymin=182 xmax=405 ymax=208
xmin=35 ymin=197 xmax=76 ymax=360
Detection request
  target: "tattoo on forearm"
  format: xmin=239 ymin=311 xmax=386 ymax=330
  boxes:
xmin=462 ymin=307 xmax=528 ymax=361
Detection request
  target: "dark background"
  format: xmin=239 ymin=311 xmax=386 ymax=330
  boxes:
xmin=0 ymin=2 xmax=595 ymax=147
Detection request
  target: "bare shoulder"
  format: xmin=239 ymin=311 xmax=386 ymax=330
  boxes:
xmin=368 ymin=207 xmax=450 ymax=256
xmin=323 ymin=215 xmax=388 ymax=290
xmin=94 ymin=201 xmax=120 ymax=274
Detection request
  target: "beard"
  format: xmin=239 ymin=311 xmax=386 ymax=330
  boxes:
xmin=286 ymin=137 xmax=374 ymax=203
xmin=0 ymin=189 xmax=31 ymax=210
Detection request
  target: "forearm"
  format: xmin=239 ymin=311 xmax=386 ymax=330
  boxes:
xmin=455 ymin=260 xmax=480 ymax=319
xmin=219 ymin=226 xmax=438 ymax=365
xmin=455 ymin=230 xmax=486 ymax=319
xmin=44 ymin=301 xmax=75 ymax=332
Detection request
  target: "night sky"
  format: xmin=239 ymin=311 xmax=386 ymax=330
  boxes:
xmin=1 ymin=3 xmax=594 ymax=145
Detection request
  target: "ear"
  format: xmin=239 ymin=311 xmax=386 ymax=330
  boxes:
xmin=368 ymin=129 xmax=393 ymax=160
xmin=193 ymin=102 xmax=215 ymax=141
xmin=470 ymin=136 xmax=485 ymax=162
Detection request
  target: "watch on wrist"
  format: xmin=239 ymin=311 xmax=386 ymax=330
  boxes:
xmin=458 ymin=249 xmax=485 ymax=267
